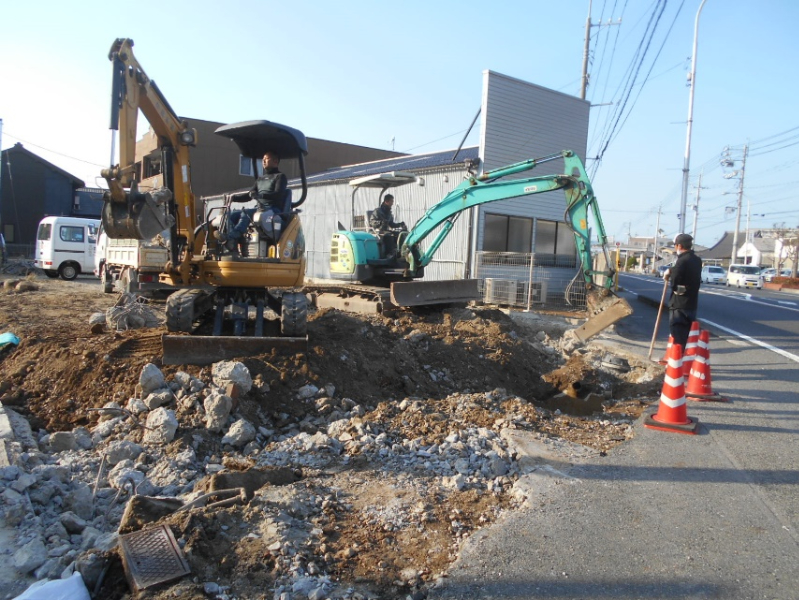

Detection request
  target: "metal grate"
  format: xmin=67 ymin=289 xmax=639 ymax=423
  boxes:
xmin=119 ymin=524 xmax=190 ymax=592
xmin=474 ymin=251 xmax=586 ymax=311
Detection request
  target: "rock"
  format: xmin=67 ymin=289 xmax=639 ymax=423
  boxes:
xmin=144 ymin=389 xmax=174 ymax=410
xmin=143 ymin=408 xmax=178 ymax=444
xmin=108 ymin=463 xmax=145 ymax=490
xmin=139 ymin=363 xmax=166 ymax=396
xmin=221 ymin=419 xmax=256 ymax=447
xmin=73 ymin=427 xmax=93 ymax=450
xmin=89 ymin=312 xmax=106 ymax=325
xmin=13 ymin=537 xmax=47 ymax=573
xmin=66 ymin=482 xmax=94 ymax=520
xmin=48 ymin=431 xmax=78 ymax=452
xmin=296 ymin=384 xmax=319 ymax=400
xmin=105 ymin=440 xmax=143 ymax=465
xmin=15 ymin=280 xmax=39 ymax=292
xmin=204 ymin=393 xmax=232 ymax=433
xmin=211 ymin=361 xmax=253 ymax=394
xmin=60 ymin=511 xmax=87 ymax=534
xmin=126 ymin=397 xmax=148 ymax=415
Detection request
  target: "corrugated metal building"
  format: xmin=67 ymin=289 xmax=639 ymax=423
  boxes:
xmin=298 ymin=70 xmax=590 ymax=291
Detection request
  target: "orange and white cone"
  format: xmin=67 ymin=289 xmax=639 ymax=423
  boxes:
xmin=686 ymin=330 xmax=728 ymax=402
xmin=645 ymin=343 xmax=699 ymax=434
xmin=682 ymin=321 xmax=701 ymax=377
xmin=658 ymin=336 xmax=673 ymax=366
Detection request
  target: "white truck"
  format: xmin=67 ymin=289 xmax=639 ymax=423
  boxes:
xmin=35 ymin=216 xmax=100 ymax=280
xmin=95 ymin=225 xmax=170 ymax=294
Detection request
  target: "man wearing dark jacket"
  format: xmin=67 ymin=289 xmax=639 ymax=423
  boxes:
xmin=665 ymin=233 xmax=703 ymax=352
xmin=369 ymin=194 xmax=406 ymax=259
xmin=223 ymin=151 xmax=288 ymax=254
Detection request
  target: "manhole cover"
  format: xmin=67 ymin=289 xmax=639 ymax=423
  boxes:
xmin=119 ymin=524 xmax=190 ymax=592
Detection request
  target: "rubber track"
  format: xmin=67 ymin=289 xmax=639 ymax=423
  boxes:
xmin=280 ymin=292 xmax=308 ymax=337
xmin=166 ymin=289 xmax=199 ymax=332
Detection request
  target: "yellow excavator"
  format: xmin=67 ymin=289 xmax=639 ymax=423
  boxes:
xmin=100 ymin=38 xmax=308 ymax=364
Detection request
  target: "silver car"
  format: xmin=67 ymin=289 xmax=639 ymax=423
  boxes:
xmin=701 ymin=265 xmax=725 ymax=284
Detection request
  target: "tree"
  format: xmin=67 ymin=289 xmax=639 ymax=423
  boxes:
xmin=772 ymin=224 xmax=799 ymax=278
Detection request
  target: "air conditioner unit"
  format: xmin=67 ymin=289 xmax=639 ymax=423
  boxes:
xmin=484 ymin=279 xmax=524 ymax=305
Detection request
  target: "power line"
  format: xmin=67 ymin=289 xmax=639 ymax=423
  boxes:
xmin=2 ymin=131 xmax=106 ymax=168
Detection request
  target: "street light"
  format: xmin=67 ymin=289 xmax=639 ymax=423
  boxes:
xmin=679 ymin=0 xmax=709 ymax=235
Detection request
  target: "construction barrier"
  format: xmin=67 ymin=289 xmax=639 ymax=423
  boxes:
xmin=686 ymin=329 xmax=728 ymax=402
xmin=644 ymin=342 xmax=699 ymax=434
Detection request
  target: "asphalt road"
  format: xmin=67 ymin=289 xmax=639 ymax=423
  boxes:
xmin=430 ymin=273 xmax=799 ymax=600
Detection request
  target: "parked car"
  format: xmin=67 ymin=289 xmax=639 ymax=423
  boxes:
xmin=657 ymin=264 xmax=673 ymax=278
xmin=760 ymin=267 xmax=778 ymax=282
xmin=701 ymin=265 xmax=726 ymax=284
xmin=726 ymin=264 xmax=763 ymax=289
xmin=762 ymin=268 xmax=794 ymax=282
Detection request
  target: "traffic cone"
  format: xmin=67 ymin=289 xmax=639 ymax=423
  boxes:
xmin=682 ymin=321 xmax=701 ymax=377
xmin=644 ymin=343 xmax=699 ymax=434
xmin=658 ymin=336 xmax=673 ymax=366
xmin=686 ymin=330 xmax=728 ymax=402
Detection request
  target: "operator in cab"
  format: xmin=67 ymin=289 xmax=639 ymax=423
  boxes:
xmin=369 ymin=194 xmax=407 ymax=259
xmin=223 ymin=150 xmax=288 ymax=254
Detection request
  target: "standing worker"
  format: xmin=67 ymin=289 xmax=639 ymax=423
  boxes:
xmin=665 ymin=233 xmax=702 ymax=351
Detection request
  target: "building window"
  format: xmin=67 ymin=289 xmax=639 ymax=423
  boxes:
xmin=239 ymin=156 xmax=263 ymax=177
xmin=4 ymin=225 xmax=14 ymax=243
xmin=60 ymin=226 xmax=85 ymax=243
xmin=484 ymin=214 xmax=533 ymax=252
xmin=534 ymin=219 xmax=577 ymax=267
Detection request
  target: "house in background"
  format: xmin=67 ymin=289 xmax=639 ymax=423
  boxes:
xmin=0 ymin=143 xmax=91 ymax=254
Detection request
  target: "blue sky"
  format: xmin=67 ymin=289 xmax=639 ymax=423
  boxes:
xmin=1 ymin=1 xmax=797 ymax=249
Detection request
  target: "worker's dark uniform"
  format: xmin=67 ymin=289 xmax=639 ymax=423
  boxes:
xmin=229 ymin=167 xmax=288 ymax=242
xmin=369 ymin=203 xmax=406 ymax=258
xmin=668 ymin=249 xmax=703 ymax=352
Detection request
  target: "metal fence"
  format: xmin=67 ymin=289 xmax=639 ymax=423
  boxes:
xmin=5 ymin=243 xmax=34 ymax=259
xmin=474 ymin=252 xmax=586 ymax=312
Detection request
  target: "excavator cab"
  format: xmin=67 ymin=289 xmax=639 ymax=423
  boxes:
xmin=206 ymin=121 xmax=309 ymax=260
xmin=330 ymin=171 xmax=416 ymax=283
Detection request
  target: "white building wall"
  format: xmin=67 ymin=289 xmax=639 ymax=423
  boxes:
xmin=476 ymin=71 xmax=590 ymax=251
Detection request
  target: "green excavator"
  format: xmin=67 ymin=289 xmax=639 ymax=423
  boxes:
xmin=327 ymin=150 xmax=632 ymax=342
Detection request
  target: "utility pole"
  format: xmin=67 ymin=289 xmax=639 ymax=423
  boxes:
xmin=581 ymin=0 xmax=621 ymax=99
xmin=726 ymin=144 xmax=749 ymax=264
xmin=691 ymin=171 xmax=703 ymax=239
xmin=679 ymin=0 xmax=709 ymax=234
xmin=653 ymin=206 xmax=662 ymax=274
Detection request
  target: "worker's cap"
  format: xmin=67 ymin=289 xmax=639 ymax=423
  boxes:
xmin=674 ymin=233 xmax=693 ymax=248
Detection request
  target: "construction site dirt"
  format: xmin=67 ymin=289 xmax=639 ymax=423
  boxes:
xmin=0 ymin=273 xmax=664 ymax=600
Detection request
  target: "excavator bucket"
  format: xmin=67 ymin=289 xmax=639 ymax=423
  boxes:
xmin=573 ymin=290 xmax=633 ymax=342
xmin=161 ymin=334 xmax=307 ymax=366
xmin=390 ymin=278 xmax=480 ymax=308
xmin=102 ymin=188 xmax=174 ymax=240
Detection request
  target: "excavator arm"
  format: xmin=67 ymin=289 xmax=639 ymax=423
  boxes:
xmin=101 ymin=38 xmax=198 ymax=281
xmin=401 ymin=151 xmax=614 ymax=290
xmin=398 ymin=150 xmax=630 ymax=340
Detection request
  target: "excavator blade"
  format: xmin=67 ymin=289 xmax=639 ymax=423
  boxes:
xmin=162 ymin=334 xmax=307 ymax=366
xmin=573 ymin=291 xmax=633 ymax=342
xmin=390 ymin=278 xmax=480 ymax=307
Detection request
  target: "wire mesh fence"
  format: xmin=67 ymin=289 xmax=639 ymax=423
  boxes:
xmin=474 ymin=252 xmax=586 ymax=312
